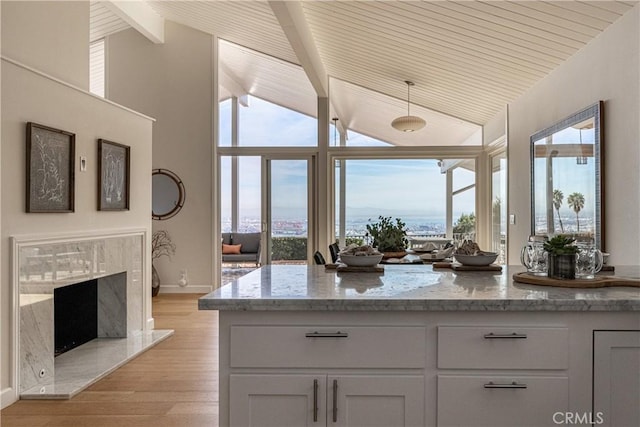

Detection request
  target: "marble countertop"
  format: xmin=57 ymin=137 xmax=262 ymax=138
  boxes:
xmin=199 ymin=265 xmax=640 ymax=312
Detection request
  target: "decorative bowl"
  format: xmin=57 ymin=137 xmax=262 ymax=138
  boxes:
xmin=339 ymin=254 xmax=384 ymax=267
xmin=454 ymin=252 xmax=498 ymax=266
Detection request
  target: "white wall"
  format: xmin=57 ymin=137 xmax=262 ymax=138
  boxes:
xmin=1 ymin=1 xmax=154 ymax=406
xmin=507 ymin=5 xmax=640 ymax=265
xmin=107 ymin=22 xmax=214 ymax=292
xmin=483 ymin=107 xmax=506 ymax=146
xmin=0 ymin=0 xmax=3 ymax=403
xmin=1 ymin=1 xmax=89 ymax=90
xmin=0 ymin=59 xmax=154 ymax=405
xmin=0 ymin=59 xmax=154 ymax=406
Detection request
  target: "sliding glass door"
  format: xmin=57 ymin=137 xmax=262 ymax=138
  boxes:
xmin=263 ymin=158 xmax=311 ymax=264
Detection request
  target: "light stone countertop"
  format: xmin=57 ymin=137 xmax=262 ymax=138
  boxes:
xmin=199 ymin=264 xmax=640 ymax=312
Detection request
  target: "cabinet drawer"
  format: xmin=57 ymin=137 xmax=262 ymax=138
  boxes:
xmin=438 ymin=326 xmax=568 ymax=369
xmin=437 ymin=375 xmax=569 ymax=426
xmin=230 ymin=325 xmax=426 ymax=368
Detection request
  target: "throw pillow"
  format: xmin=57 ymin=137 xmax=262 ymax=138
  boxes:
xmin=222 ymin=243 xmax=242 ymax=254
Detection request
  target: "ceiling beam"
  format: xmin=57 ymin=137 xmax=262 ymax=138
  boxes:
xmin=103 ymin=1 xmax=164 ymax=44
xmin=269 ymin=1 xmax=328 ymax=97
xmin=219 ymin=63 xmax=250 ymax=107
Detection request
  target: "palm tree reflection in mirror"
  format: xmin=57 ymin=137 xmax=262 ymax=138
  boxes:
xmin=553 ymin=189 xmax=565 ymax=233
xmin=567 ymin=192 xmax=585 ymax=233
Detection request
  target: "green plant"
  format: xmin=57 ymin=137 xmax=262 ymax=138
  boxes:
xmin=365 ymin=216 xmax=408 ymax=252
xmin=543 ymin=235 xmax=579 ymax=255
xmin=453 ymin=212 xmax=476 ymax=234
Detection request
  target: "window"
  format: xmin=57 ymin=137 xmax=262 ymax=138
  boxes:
xmin=89 ymin=39 xmax=105 ymax=97
xmin=452 ymin=165 xmax=476 ymax=241
xmin=219 ymin=98 xmax=232 ymax=147
xmin=491 ymin=151 xmax=507 ymax=262
xmin=237 ymin=96 xmax=317 ymax=147
xmin=329 ymin=129 xmax=392 ymax=147
xmin=335 ymin=159 xmax=449 ymax=243
xmin=220 ymin=156 xmax=261 ymax=233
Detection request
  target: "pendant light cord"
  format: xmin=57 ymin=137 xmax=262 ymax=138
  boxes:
xmin=406 ymin=81 xmax=411 ymax=116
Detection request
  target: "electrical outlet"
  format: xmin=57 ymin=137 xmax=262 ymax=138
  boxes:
xmin=509 ymin=214 xmax=516 ymax=225
xmin=80 ymin=156 xmax=87 ymax=172
xmin=178 ymin=269 xmax=188 ymax=287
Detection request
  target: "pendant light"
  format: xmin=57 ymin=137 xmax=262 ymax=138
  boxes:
xmin=391 ymin=80 xmax=426 ymax=132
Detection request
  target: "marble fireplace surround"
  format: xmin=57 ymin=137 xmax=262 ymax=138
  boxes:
xmin=13 ymin=229 xmax=173 ymax=399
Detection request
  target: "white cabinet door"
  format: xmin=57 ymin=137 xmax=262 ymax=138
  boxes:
xmin=593 ymin=331 xmax=640 ymax=427
xmin=230 ymin=374 xmax=423 ymax=427
xmin=230 ymin=374 xmax=327 ymax=427
xmin=329 ymin=375 xmax=424 ymax=427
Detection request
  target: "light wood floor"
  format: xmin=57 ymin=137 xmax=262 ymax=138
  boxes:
xmin=1 ymin=294 xmax=219 ymax=427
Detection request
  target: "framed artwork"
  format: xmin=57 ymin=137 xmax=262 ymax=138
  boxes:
xmin=98 ymin=139 xmax=130 ymax=211
xmin=26 ymin=122 xmax=75 ymax=213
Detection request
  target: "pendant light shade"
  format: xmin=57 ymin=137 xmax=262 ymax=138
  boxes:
xmin=391 ymin=81 xmax=426 ymax=132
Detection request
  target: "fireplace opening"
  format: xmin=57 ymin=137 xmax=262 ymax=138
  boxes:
xmin=54 ymin=279 xmax=98 ymax=357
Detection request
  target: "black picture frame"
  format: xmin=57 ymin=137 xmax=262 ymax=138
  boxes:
xmin=98 ymin=139 xmax=130 ymax=211
xmin=26 ymin=122 xmax=75 ymax=213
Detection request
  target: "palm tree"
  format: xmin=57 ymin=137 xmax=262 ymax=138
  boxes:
xmin=552 ymin=189 xmax=565 ymax=232
xmin=567 ymin=192 xmax=585 ymax=232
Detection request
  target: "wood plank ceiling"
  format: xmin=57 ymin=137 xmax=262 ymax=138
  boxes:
xmin=91 ymin=1 xmax=638 ymax=145
xmin=90 ymin=1 xmax=131 ymax=42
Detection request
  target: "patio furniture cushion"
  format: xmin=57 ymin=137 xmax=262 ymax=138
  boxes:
xmin=222 ymin=244 xmax=242 ymax=254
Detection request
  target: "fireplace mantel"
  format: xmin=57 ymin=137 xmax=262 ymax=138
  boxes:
xmin=11 ymin=229 xmax=172 ymax=399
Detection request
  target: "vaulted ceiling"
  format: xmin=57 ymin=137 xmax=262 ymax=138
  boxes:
xmin=91 ymin=1 xmax=638 ymax=146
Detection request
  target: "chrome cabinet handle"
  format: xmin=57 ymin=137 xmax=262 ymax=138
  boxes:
xmin=305 ymin=331 xmax=349 ymax=338
xmin=313 ymin=379 xmax=318 ymax=422
xmin=484 ymin=381 xmax=528 ymax=389
xmin=483 ymin=332 xmax=527 ymax=339
xmin=332 ymin=379 xmax=338 ymax=422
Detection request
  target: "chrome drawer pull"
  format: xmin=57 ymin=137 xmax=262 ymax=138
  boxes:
xmin=305 ymin=331 xmax=349 ymax=338
xmin=483 ymin=332 xmax=527 ymax=339
xmin=484 ymin=381 xmax=528 ymax=389
xmin=313 ymin=379 xmax=318 ymax=422
xmin=332 ymin=379 xmax=338 ymax=422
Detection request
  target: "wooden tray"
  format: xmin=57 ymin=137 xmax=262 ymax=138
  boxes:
xmin=335 ymin=264 xmax=384 ymax=273
xmin=433 ymin=262 xmax=502 ymax=272
xmin=513 ymin=272 xmax=640 ymax=288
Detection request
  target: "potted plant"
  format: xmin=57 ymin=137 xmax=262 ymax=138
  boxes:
xmin=543 ymin=235 xmax=579 ymax=279
xmin=365 ymin=216 xmax=408 ymax=258
xmin=151 ymin=230 xmax=176 ymax=296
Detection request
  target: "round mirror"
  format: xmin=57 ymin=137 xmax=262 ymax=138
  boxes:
xmin=152 ymin=169 xmax=185 ymax=220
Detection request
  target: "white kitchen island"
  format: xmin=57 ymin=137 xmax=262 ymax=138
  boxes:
xmin=200 ymin=264 xmax=640 ymax=427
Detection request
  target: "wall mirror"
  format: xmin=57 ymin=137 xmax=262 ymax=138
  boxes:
xmin=530 ymin=101 xmax=604 ymax=249
xmin=152 ymin=169 xmax=186 ymax=220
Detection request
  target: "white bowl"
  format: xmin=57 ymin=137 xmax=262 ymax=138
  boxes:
xmin=340 ymin=254 xmax=383 ymax=267
xmin=454 ymin=252 xmax=498 ymax=266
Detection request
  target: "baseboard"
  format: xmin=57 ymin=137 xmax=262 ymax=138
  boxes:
xmin=1 ymin=386 xmax=18 ymax=409
xmin=158 ymin=285 xmax=213 ymax=294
